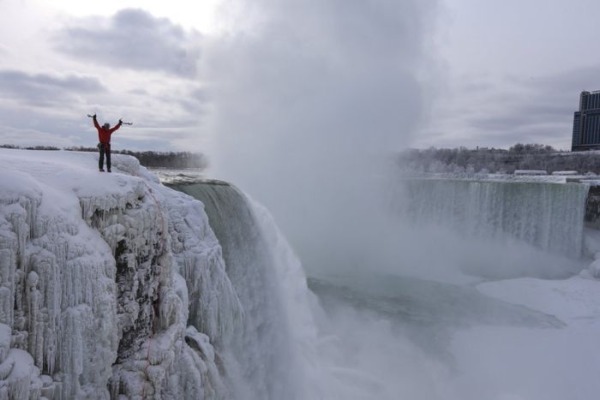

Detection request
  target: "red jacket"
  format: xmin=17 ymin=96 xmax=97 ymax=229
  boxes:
xmin=93 ymin=117 xmax=122 ymax=144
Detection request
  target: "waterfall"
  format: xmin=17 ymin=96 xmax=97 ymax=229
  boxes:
xmin=382 ymin=178 xmax=591 ymax=280
xmin=169 ymin=180 xmax=314 ymax=400
xmin=398 ymin=179 xmax=589 ymax=259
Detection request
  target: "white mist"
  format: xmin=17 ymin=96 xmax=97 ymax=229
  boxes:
xmin=194 ymin=0 xmax=600 ymax=399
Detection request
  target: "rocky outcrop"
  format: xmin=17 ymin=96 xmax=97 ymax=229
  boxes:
xmin=0 ymin=153 xmax=234 ymax=399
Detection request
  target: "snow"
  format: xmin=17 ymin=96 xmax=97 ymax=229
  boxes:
xmin=408 ymin=172 xmax=596 ymax=184
xmin=478 ymin=275 xmax=600 ymax=325
xmin=552 ymin=170 xmax=579 ymax=176
xmin=450 ymin=275 xmax=600 ymax=400
xmin=0 ymin=148 xmax=233 ymax=399
xmin=514 ymin=169 xmax=547 ymax=175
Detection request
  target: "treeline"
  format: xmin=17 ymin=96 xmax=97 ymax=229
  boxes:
xmin=0 ymin=144 xmax=208 ymax=169
xmin=398 ymin=143 xmax=600 ymax=175
xmin=120 ymin=150 xmax=207 ymax=169
xmin=0 ymin=144 xmax=61 ymax=151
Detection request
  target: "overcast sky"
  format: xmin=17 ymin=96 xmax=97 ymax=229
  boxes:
xmin=1 ymin=0 xmax=600 ymax=155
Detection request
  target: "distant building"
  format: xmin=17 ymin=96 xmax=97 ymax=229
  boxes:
xmin=572 ymin=90 xmax=600 ymax=151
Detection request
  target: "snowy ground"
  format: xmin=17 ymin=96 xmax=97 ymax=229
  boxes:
xmin=0 ymin=148 xmax=157 ymax=202
xmin=450 ymin=274 xmax=600 ymax=400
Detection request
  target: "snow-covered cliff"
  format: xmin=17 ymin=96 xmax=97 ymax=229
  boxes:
xmin=0 ymin=149 xmax=244 ymax=399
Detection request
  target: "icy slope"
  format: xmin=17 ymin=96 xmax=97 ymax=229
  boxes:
xmin=0 ymin=149 xmax=235 ymax=399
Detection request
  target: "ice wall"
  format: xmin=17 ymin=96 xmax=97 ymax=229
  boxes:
xmin=398 ymin=179 xmax=589 ymax=259
xmin=0 ymin=150 xmax=239 ymax=399
xmin=0 ymin=174 xmax=119 ymax=399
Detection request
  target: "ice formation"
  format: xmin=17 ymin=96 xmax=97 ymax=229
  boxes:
xmin=0 ymin=149 xmax=246 ymax=399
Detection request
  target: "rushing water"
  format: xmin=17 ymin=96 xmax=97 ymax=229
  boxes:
xmin=167 ymin=175 xmax=594 ymax=400
xmin=397 ymin=179 xmax=588 ymax=259
xmin=170 ymin=181 xmax=304 ymax=400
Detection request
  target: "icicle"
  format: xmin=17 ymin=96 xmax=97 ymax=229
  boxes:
xmin=25 ymin=271 xmax=43 ymax=369
xmin=0 ymin=323 xmax=10 ymax=364
xmin=0 ymin=248 xmax=15 ymax=326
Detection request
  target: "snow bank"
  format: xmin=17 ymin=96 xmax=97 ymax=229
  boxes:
xmin=0 ymin=149 xmax=234 ymax=399
xmin=513 ymin=169 xmax=547 ymax=176
xmin=448 ymin=276 xmax=600 ymax=400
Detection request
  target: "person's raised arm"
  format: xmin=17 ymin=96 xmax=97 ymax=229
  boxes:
xmin=92 ymin=114 xmax=100 ymax=130
xmin=109 ymin=119 xmax=123 ymax=134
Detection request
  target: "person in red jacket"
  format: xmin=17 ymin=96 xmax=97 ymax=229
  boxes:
xmin=92 ymin=114 xmax=122 ymax=172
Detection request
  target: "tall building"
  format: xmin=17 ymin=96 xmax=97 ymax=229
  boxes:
xmin=572 ymin=90 xmax=600 ymax=151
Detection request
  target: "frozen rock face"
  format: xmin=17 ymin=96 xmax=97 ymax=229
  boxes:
xmin=0 ymin=150 xmax=236 ymax=399
xmin=0 ymin=174 xmax=118 ymax=399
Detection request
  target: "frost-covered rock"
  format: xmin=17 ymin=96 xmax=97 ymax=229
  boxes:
xmin=0 ymin=149 xmax=234 ymax=399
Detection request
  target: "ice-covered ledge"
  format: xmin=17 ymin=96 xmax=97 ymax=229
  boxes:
xmin=0 ymin=149 xmax=234 ymax=399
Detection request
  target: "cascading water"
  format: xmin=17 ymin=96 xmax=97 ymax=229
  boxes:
xmin=398 ymin=179 xmax=589 ymax=259
xmin=164 ymin=172 xmax=597 ymax=400
xmin=168 ymin=180 xmax=312 ymax=400
xmin=385 ymin=178 xmax=591 ymax=280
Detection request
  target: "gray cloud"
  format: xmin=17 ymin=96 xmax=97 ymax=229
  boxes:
xmin=0 ymin=10 xmax=209 ymax=152
xmin=527 ymin=65 xmax=600 ymax=95
xmin=0 ymin=70 xmax=105 ymax=106
xmin=54 ymin=9 xmax=201 ymax=78
xmin=469 ymin=104 xmax=570 ymax=133
xmin=177 ymin=88 xmax=209 ymax=114
xmin=0 ymin=101 xmax=193 ymax=151
xmin=0 ymin=105 xmax=92 ymax=148
xmin=424 ymin=66 xmax=599 ymax=150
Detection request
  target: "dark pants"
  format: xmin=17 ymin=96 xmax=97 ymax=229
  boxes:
xmin=98 ymin=143 xmax=111 ymax=171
